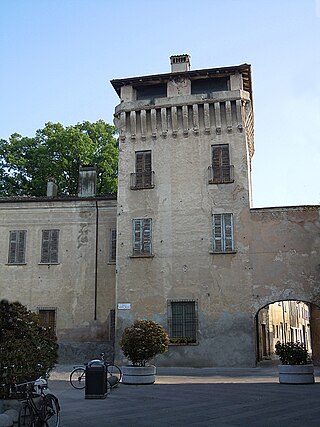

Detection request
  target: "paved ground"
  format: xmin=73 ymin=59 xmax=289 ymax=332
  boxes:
xmin=49 ymin=363 xmax=320 ymax=426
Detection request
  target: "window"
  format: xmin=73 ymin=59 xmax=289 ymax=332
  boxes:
xmin=8 ymin=230 xmax=26 ymax=264
xmin=41 ymin=229 xmax=59 ymax=263
xmin=38 ymin=308 xmax=56 ymax=332
xmin=131 ymin=150 xmax=154 ymax=189
xmin=132 ymin=218 xmax=152 ymax=256
xmin=168 ymin=301 xmax=198 ymax=344
xmin=209 ymin=144 xmax=234 ymax=184
xmin=212 ymin=213 xmax=235 ymax=253
xmin=109 ymin=229 xmax=116 ymax=263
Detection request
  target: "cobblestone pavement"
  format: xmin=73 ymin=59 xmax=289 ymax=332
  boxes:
xmin=48 ymin=364 xmax=320 ymax=426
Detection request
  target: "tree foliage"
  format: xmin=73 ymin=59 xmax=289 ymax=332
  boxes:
xmin=0 ymin=299 xmax=59 ymax=399
xmin=0 ymin=120 xmax=118 ymax=197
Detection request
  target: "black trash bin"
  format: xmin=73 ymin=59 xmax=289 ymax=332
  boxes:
xmin=85 ymin=360 xmax=108 ymax=399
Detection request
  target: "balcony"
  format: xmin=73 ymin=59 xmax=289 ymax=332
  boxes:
xmin=208 ymin=165 xmax=234 ymax=184
xmin=130 ymin=171 xmax=155 ymax=190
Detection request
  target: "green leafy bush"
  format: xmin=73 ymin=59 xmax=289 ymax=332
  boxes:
xmin=275 ymin=341 xmax=311 ymax=365
xmin=120 ymin=320 xmax=169 ymax=366
xmin=0 ymin=300 xmax=59 ymax=399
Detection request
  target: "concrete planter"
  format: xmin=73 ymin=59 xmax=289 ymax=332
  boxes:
xmin=278 ymin=364 xmax=315 ymax=384
xmin=122 ymin=365 xmax=156 ymax=385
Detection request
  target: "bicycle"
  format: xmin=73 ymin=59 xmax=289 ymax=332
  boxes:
xmin=69 ymin=352 xmax=122 ymax=389
xmin=17 ymin=377 xmax=60 ymax=427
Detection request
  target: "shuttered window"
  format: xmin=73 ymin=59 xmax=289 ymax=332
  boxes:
xmin=41 ymin=229 xmax=59 ymax=263
xmin=168 ymin=301 xmax=197 ymax=344
xmin=109 ymin=229 xmax=117 ymax=263
xmin=212 ymin=213 xmax=234 ymax=253
xmin=132 ymin=218 xmax=152 ymax=256
xmin=8 ymin=230 xmax=26 ymax=264
xmin=211 ymin=144 xmax=233 ymax=183
xmin=135 ymin=151 xmax=152 ymax=188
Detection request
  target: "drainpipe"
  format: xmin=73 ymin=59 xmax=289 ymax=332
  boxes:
xmin=94 ymin=200 xmax=99 ymax=321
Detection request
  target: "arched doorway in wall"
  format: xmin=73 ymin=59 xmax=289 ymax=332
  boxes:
xmin=255 ymin=300 xmax=320 ymax=365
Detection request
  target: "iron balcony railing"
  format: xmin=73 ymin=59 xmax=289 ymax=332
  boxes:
xmin=130 ymin=171 xmax=155 ymax=190
xmin=208 ymin=165 xmax=234 ymax=184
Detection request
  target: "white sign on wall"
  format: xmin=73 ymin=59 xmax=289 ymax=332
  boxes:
xmin=117 ymin=303 xmax=131 ymax=310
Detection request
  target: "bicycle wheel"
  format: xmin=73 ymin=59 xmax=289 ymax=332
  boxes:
xmin=70 ymin=367 xmax=86 ymax=389
xmin=43 ymin=393 xmax=60 ymax=427
xmin=18 ymin=402 xmax=34 ymax=427
xmin=107 ymin=364 xmax=122 ymax=385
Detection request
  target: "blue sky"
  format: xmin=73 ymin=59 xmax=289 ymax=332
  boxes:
xmin=1 ymin=0 xmax=319 ymax=207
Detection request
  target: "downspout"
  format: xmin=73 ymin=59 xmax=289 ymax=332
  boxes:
xmin=94 ymin=200 xmax=99 ymax=321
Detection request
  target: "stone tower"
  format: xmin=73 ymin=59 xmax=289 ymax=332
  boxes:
xmin=111 ymin=55 xmax=256 ymax=366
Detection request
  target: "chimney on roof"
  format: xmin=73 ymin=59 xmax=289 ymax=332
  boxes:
xmin=78 ymin=165 xmax=97 ymax=197
xmin=47 ymin=177 xmax=57 ymax=197
xmin=170 ymin=54 xmax=191 ymax=73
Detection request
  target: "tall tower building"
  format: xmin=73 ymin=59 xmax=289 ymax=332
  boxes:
xmin=111 ymin=55 xmax=256 ymax=366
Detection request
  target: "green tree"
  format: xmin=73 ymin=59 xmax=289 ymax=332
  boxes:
xmin=0 ymin=120 xmax=118 ymax=197
xmin=0 ymin=299 xmax=58 ymax=399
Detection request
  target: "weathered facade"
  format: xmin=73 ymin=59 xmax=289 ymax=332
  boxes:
xmin=111 ymin=55 xmax=320 ymax=367
xmin=0 ymin=169 xmax=117 ymax=362
xmin=1 ymin=56 xmax=319 ymax=367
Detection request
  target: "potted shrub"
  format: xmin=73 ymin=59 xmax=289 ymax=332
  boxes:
xmin=120 ymin=319 xmax=169 ymax=384
xmin=275 ymin=341 xmax=314 ymax=384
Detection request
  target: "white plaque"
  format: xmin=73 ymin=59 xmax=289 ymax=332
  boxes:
xmin=118 ymin=303 xmax=131 ymax=310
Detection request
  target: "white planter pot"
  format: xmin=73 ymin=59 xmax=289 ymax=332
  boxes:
xmin=278 ymin=364 xmax=315 ymax=384
xmin=122 ymin=365 xmax=156 ymax=385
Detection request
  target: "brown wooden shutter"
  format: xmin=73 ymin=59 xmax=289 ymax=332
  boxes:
xmin=212 ymin=145 xmax=230 ymax=182
xmin=135 ymin=151 xmax=152 ymax=187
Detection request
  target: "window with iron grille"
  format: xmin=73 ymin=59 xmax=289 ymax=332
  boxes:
xmin=209 ymin=144 xmax=234 ymax=184
xmin=41 ymin=229 xmax=59 ymax=263
xmin=38 ymin=308 xmax=56 ymax=332
xmin=132 ymin=218 xmax=152 ymax=256
xmin=109 ymin=228 xmax=116 ymax=263
xmin=8 ymin=230 xmax=27 ymax=264
xmin=212 ymin=213 xmax=234 ymax=253
xmin=131 ymin=151 xmax=154 ymax=189
xmin=168 ymin=300 xmax=198 ymax=344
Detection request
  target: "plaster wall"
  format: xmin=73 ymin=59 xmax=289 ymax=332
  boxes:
xmin=249 ymin=207 xmax=320 ymax=310
xmin=0 ymin=199 xmax=117 ymax=352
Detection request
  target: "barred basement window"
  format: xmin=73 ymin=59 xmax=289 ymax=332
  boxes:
xmin=168 ymin=300 xmax=198 ymax=344
xmin=38 ymin=307 xmax=56 ymax=332
xmin=41 ymin=229 xmax=59 ymax=263
xmin=212 ymin=213 xmax=235 ymax=253
xmin=8 ymin=230 xmax=27 ymax=264
xmin=132 ymin=218 xmax=152 ymax=256
xmin=109 ymin=229 xmax=116 ymax=263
